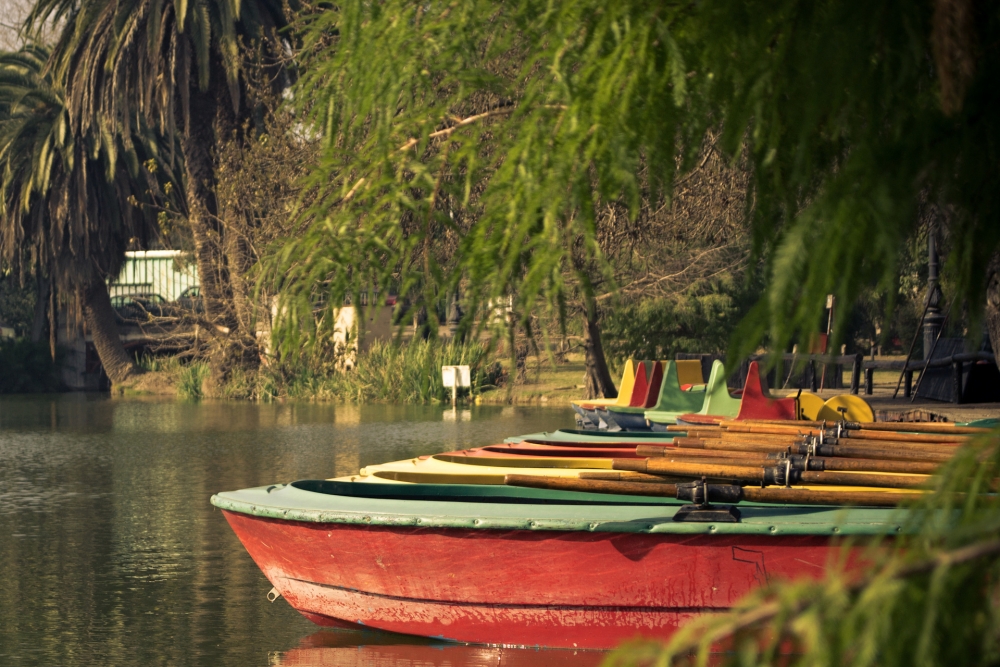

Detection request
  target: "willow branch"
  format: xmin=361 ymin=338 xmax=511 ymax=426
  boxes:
xmin=666 ymin=537 xmax=1000 ymax=660
xmin=596 ymin=244 xmax=738 ymax=301
xmin=397 ymin=106 xmax=516 ymax=153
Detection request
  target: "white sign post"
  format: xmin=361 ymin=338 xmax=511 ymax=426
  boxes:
xmin=441 ymin=365 xmax=471 ymax=406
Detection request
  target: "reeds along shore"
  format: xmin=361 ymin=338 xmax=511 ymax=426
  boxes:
xmin=505 ymin=419 xmax=992 ymax=506
xmin=137 ymin=339 xmax=505 ymax=401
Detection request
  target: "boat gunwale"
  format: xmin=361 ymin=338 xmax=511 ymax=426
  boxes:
xmin=210 ymin=482 xmax=912 ymax=536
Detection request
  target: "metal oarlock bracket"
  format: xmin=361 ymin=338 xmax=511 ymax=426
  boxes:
xmin=672 ymin=478 xmax=742 ymax=523
xmin=267 ymin=587 xmax=282 ymax=602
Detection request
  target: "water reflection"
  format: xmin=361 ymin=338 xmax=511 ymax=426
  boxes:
xmin=0 ymin=395 xmax=572 ymax=666
xmin=273 ymin=630 xmax=606 ymax=667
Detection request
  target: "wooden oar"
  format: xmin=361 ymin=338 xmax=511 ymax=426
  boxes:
xmin=715 ymin=427 xmax=965 ymax=447
xmin=740 ymin=487 xmax=923 ymax=507
xmin=842 ymin=421 xmax=990 ymax=435
xmin=666 ymin=424 xmax=716 ymax=433
xmin=504 ymin=475 xmax=922 ymax=507
xmin=731 ymin=419 xmax=989 ymax=437
xmin=635 ymin=444 xmax=769 ymax=460
xmin=506 ymin=475 xmax=679 ymax=496
xmin=637 ymin=445 xmax=940 ymax=474
xmin=843 ymin=430 xmax=967 ymax=444
xmin=613 ymin=458 xmax=931 ymax=489
xmin=736 ymin=419 xmax=828 ymax=427
xmin=674 ymin=437 xmax=957 ymax=463
xmin=717 ymin=433 xmax=814 ymax=447
xmin=664 ymin=425 xmax=723 ymax=436
xmin=722 ymin=423 xmax=825 ymax=437
xmin=835 ymin=436 xmax=963 ymax=449
xmin=578 ymin=471 xmax=679 ymax=483
xmin=709 ymin=433 xmax=961 ymax=455
xmin=722 ymin=422 xmax=968 ymax=444
xmin=800 ymin=457 xmax=940 ymax=474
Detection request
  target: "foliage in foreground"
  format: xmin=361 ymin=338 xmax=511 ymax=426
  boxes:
xmin=275 ymin=0 xmax=1000 ymax=367
xmin=605 ymin=431 xmax=1000 ymax=667
xmin=219 ymin=339 xmax=505 ymax=403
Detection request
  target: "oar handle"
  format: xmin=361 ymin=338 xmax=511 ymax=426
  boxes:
xmin=504 ymin=475 xmax=923 ymax=507
xmin=503 ymin=475 xmax=678 ymax=497
xmin=614 ymin=458 xmax=931 ymax=488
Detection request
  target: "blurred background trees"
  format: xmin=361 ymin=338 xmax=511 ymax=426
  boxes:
xmin=1 ymin=0 xmax=997 ymax=403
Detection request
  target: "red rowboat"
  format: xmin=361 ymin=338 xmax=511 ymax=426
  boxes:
xmin=213 ymin=480 xmax=899 ymax=649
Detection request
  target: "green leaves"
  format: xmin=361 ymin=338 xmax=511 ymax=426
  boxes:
xmin=275 ymin=0 xmax=1000 ymax=365
xmin=0 ymin=43 xmax=176 ymax=290
xmin=273 ymin=0 xmax=700 ymax=354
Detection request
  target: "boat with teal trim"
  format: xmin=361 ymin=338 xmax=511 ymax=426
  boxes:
xmin=213 ymin=479 xmax=908 ymax=649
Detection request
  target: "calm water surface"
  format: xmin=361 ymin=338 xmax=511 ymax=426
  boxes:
xmin=0 ymin=395 xmax=607 ymax=666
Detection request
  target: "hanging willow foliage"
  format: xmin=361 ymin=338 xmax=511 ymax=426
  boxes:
xmin=270 ymin=0 xmax=709 ymax=354
xmin=274 ymin=0 xmax=1000 ymax=366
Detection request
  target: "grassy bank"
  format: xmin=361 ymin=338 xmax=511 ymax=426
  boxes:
xmin=223 ymin=339 xmax=507 ymax=402
xmin=129 ymin=340 xmax=603 ymax=405
xmin=132 ymin=339 xmax=508 ymax=403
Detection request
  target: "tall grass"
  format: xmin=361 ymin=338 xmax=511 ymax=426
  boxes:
xmin=221 ymin=339 xmax=506 ymax=402
xmin=137 ymin=355 xmax=210 ymax=400
xmin=337 ymin=339 xmax=505 ymax=403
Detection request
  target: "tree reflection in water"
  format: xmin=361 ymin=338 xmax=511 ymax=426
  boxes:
xmin=0 ymin=395 xmax=571 ymax=666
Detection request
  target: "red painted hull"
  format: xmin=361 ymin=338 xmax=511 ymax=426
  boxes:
xmin=223 ymin=510 xmax=846 ymax=649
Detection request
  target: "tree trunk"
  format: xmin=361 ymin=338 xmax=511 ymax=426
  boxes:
xmin=181 ymin=85 xmax=231 ymax=326
xmin=582 ymin=310 xmax=618 ymax=400
xmin=82 ymin=278 xmax=140 ymax=384
xmin=30 ymin=273 xmax=49 ymax=343
xmin=986 ymin=251 xmax=1000 ymax=372
xmin=179 ymin=66 xmax=263 ymax=385
xmin=223 ymin=230 xmax=253 ymax=331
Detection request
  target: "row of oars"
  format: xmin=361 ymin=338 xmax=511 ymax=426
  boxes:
xmin=506 ymin=419 xmax=989 ymax=507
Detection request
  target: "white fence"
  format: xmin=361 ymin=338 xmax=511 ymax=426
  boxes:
xmin=109 ymin=250 xmax=198 ymax=302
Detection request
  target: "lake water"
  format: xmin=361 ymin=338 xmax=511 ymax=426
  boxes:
xmin=0 ymin=395 xmax=607 ymax=666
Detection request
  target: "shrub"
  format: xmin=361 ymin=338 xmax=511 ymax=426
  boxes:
xmin=0 ymin=338 xmax=62 ymax=393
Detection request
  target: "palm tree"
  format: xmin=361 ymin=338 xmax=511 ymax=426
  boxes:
xmin=0 ymin=43 xmax=171 ymax=383
xmin=30 ymin=0 xmax=297 ymax=347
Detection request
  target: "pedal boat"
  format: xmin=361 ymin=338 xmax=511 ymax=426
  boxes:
xmin=212 ymin=480 xmax=906 ymax=649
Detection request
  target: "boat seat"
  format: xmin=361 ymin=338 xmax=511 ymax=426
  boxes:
xmin=735 ymin=361 xmax=797 ymax=421
xmin=675 ymin=360 xmax=704 ymax=386
xmin=639 ymin=362 xmax=708 ymax=426
xmin=646 ymin=360 xmax=733 ymax=425
xmin=572 ymin=359 xmax=636 ymax=409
